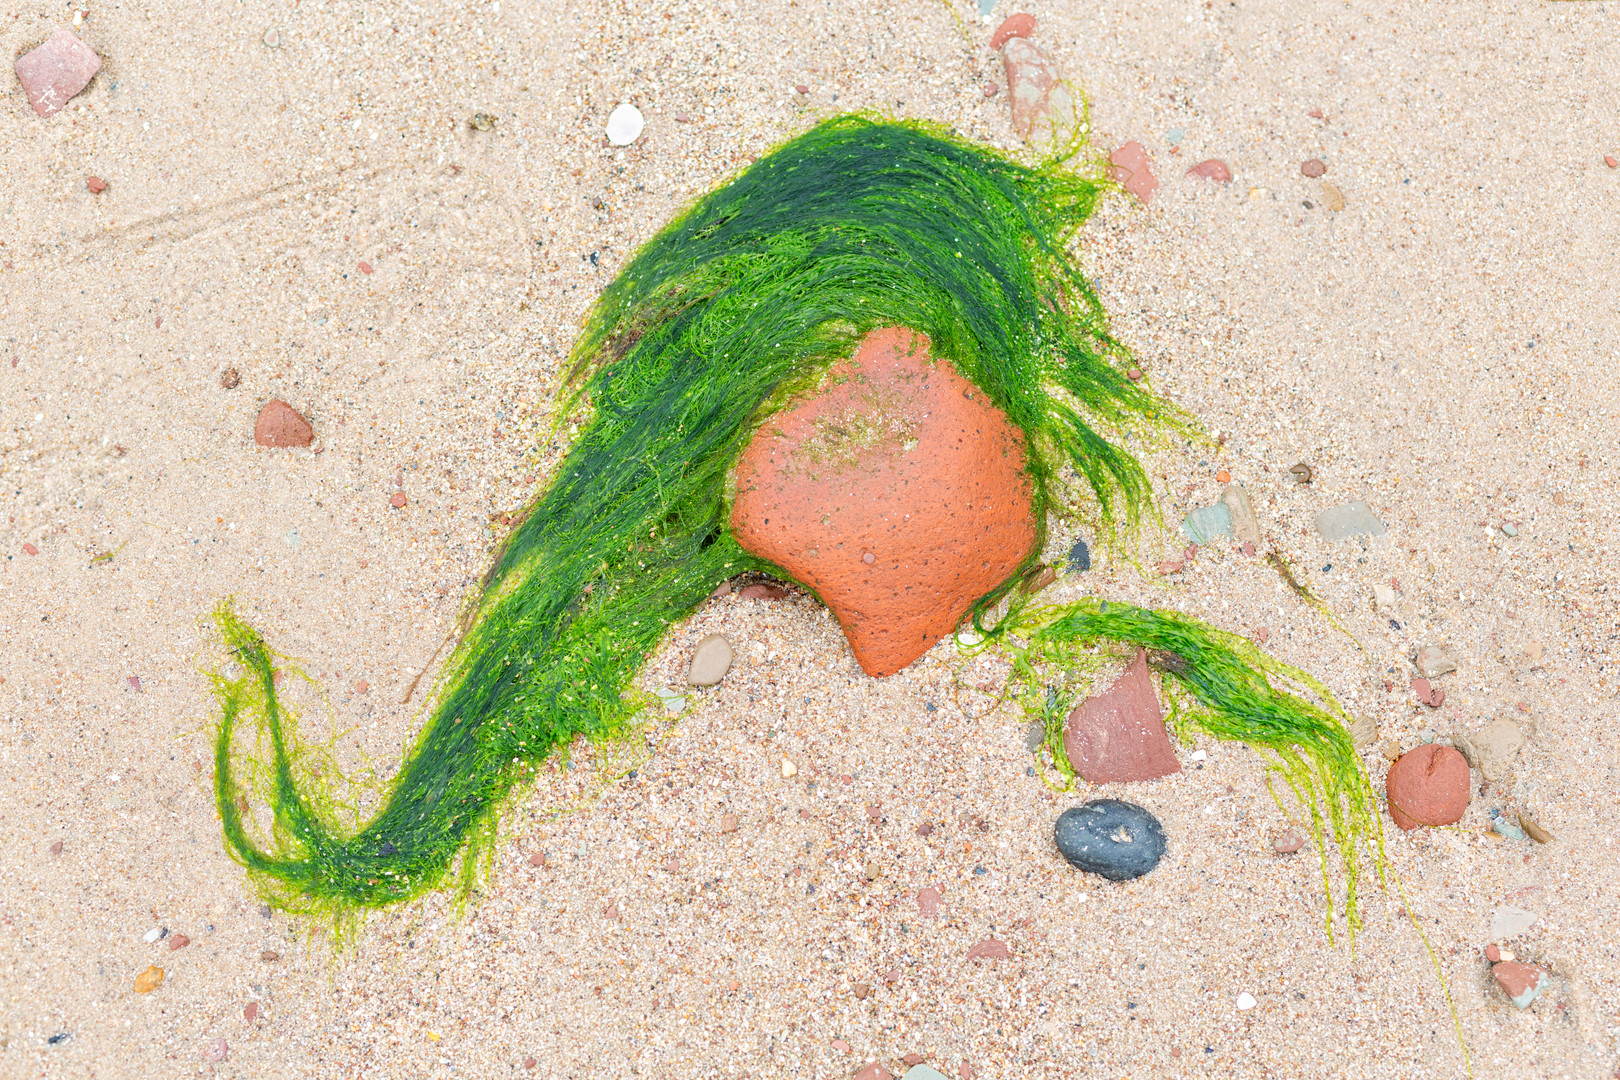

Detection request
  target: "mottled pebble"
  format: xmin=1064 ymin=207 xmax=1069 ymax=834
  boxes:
xmin=684 ymin=633 xmax=734 ymax=686
xmin=1053 ymin=799 xmax=1167 ymax=880
xmin=1181 ymin=501 xmax=1232 ymax=544
xmin=168 ymin=933 xmax=190 ymax=951
xmin=853 ymin=980 xmax=871 ymax=999
xmin=1185 ymin=159 xmax=1232 ymax=183
xmin=86 ymin=175 xmax=107 ymax=194
xmin=202 ymin=1037 xmax=228 ymax=1063
xmin=1414 ymin=645 xmax=1457 ymax=678
xmin=244 ymin=1001 xmax=259 ymax=1021
xmin=1320 ymin=182 xmax=1345 ymax=211
xmin=1066 ymin=538 xmax=1091 ymax=572
xmin=1313 ymin=501 xmax=1385 ymax=540
xmin=989 ymin=12 xmax=1036 ymax=49
xmin=1409 ymin=677 xmax=1443 ymax=709
xmin=1300 ymin=159 xmax=1326 ymax=178
xmin=965 ymin=938 xmax=1011 ymax=962
xmin=1221 ymin=485 xmax=1260 ymax=545
xmin=1492 ymin=960 xmax=1549 ymax=1008
xmin=1108 ymin=141 xmax=1160 ymax=203
xmin=720 ymin=812 xmax=739 ymax=834
xmin=263 ymin=28 xmax=282 ymax=48
xmin=14 ymin=30 xmax=101 ymax=118
xmin=1386 ymin=745 xmax=1469 ymax=830
xmin=254 ymin=399 xmax=313 ymax=448
xmin=606 ymin=103 xmax=644 ymax=146
xmin=1023 ymin=720 xmax=1045 ymax=753
xmin=917 ymin=886 xmax=941 ymax=918
xmin=220 ymin=368 xmax=241 ymax=389
xmin=134 ymin=965 xmax=164 ymax=993
xmin=389 ymin=492 xmax=407 ymax=509
xmin=1273 ymin=832 xmax=1304 ymax=854
xmin=1453 ymin=719 xmax=1521 ymax=781
xmin=260 ymin=950 xmax=279 ymax=962
xmin=863 ymin=860 xmax=882 ymax=881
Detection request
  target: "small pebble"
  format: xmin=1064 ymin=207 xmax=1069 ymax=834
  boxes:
xmin=254 ymin=399 xmax=313 ymax=448
xmin=854 ymin=1065 xmax=894 ymax=1080
xmin=263 ymin=28 xmax=282 ymax=48
xmin=1413 ymin=645 xmax=1457 ymax=678
xmin=989 ymin=13 xmax=1036 ymax=49
xmin=1518 ymin=812 xmax=1554 ymax=844
xmin=14 ymin=30 xmax=101 ymax=118
xmin=853 ymin=981 xmax=871 ymax=999
xmin=687 ymin=633 xmax=734 ymax=685
xmin=244 ymin=1002 xmax=259 ymax=1021
xmin=966 ymin=939 xmax=1011 ymax=962
xmin=1289 ymin=462 xmax=1313 ymax=484
xmin=917 ymin=887 xmax=941 ymax=918
xmin=22 ymin=542 xmax=39 ymax=556
xmin=1386 ymin=745 xmax=1470 ymax=830
xmin=220 ymin=368 xmax=241 ymax=389
xmin=737 ymin=583 xmax=789 ymax=600
xmin=605 ymin=103 xmax=645 ymax=146
xmin=1273 ymin=832 xmax=1304 ymax=854
xmin=1066 ymin=538 xmax=1091 ymax=572
xmin=863 ymin=860 xmax=882 ymax=881
xmin=133 ymin=965 xmax=164 ymax=993
xmin=1126 ymin=367 xmax=1143 ymax=381
xmin=143 ymin=927 xmax=163 ymax=944
xmin=528 ymin=853 xmax=546 ymax=867
xmin=1453 ymin=719 xmax=1521 ymax=781
xmin=469 ymin=112 xmax=496 ymax=131
xmin=831 ymin=1038 xmax=852 ymax=1053
xmin=1301 ymin=159 xmax=1327 ymax=178
xmin=1320 ymin=182 xmax=1346 ymax=211
xmin=781 ymin=756 xmax=798 ymax=778
xmin=202 ymin=1037 xmax=229 ymax=1063
xmin=1108 ymin=141 xmax=1159 ymax=202
xmin=168 ymin=933 xmax=190 ymax=951
xmin=983 ymin=82 xmax=997 ymax=97
xmin=86 ymin=175 xmax=107 ymax=194
xmin=260 ymin=950 xmax=279 ymax=962
xmin=1314 ymin=501 xmax=1385 ymax=540
xmin=354 ymin=680 xmax=369 ymax=694
xmin=1182 ymin=501 xmax=1233 ymax=544
xmin=1492 ymin=960 xmax=1549 ymax=1009
xmin=525 ymin=1058 xmax=538 ymax=1070
xmin=794 ymin=83 xmax=809 ymax=95
xmin=720 ymin=812 xmax=739 ymax=834
xmin=1236 ymin=992 xmax=1257 ymax=1011
xmin=916 ymin=822 xmax=933 ymax=837
xmin=389 ymin=492 xmax=407 ymax=508
xmin=1606 ymin=155 xmax=1618 ymax=168
xmin=1185 ymin=159 xmax=1232 ymax=183
xmin=49 ymin=840 xmax=63 ymax=855
xmin=1053 ymin=799 xmax=1167 ymax=881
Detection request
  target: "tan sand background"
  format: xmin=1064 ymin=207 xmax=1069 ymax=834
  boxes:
xmin=2 ymin=0 xmax=1618 ymax=1076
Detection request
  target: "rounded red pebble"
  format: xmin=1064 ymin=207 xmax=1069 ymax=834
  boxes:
xmin=1301 ymin=159 xmax=1327 ymax=178
xmin=86 ymin=176 xmax=107 ymax=194
xmin=990 ymin=13 xmax=1036 ymax=50
xmin=795 ymin=83 xmax=808 ymax=95
xmin=1185 ymin=159 xmax=1232 ymax=183
xmin=983 ymin=82 xmax=997 ymax=97
xmin=389 ymin=492 xmax=407 ymax=508
xmin=524 ymin=1057 xmax=537 ymax=1070
xmin=358 ymin=261 xmax=374 ymax=275
xmin=254 ymin=399 xmax=314 ymax=448
xmin=244 ymin=1001 xmax=259 ymax=1020
xmin=1386 ymin=744 xmax=1470 ymax=830
xmin=22 ymin=542 xmax=38 ymax=556
xmin=1607 ymin=155 xmax=1619 ymax=168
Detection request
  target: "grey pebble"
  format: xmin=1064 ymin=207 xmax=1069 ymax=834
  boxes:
xmin=1220 ymin=484 xmax=1260 ymax=545
xmin=1023 ymin=720 xmax=1046 ymax=754
xmin=1455 ymin=719 xmax=1522 ymax=781
xmin=1066 ymin=538 xmax=1091 ymax=573
xmin=1490 ymin=905 xmax=1538 ymax=940
xmin=686 ymin=633 xmax=733 ymax=686
xmin=1414 ymin=645 xmax=1457 ymax=678
xmin=1313 ymin=501 xmax=1386 ymax=541
xmin=1053 ymin=799 xmax=1166 ymax=881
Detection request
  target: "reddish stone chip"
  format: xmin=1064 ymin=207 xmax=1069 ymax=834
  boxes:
xmin=1185 ymin=159 xmax=1233 ymax=183
xmin=14 ymin=30 xmax=101 ymax=118
xmin=86 ymin=176 xmax=108 ymax=194
xmin=737 ymin=583 xmax=789 ymax=600
xmin=168 ymin=933 xmax=190 ymax=950
xmin=1108 ymin=141 xmax=1160 ymax=203
xmin=1301 ymin=159 xmax=1327 ymax=178
xmin=22 ymin=542 xmax=38 ymax=556
xmin=854 ymin=1065 xmax=895 ymax=1080
xmin=1063 ymin=650 xmax=1180 ymax=783
xmin=1386 ymin=744 xmax=1470 ymax=830
xmin=244 ymin=1001 xmax=259 ymax=1021
xmin=254 ymin=400 xmax=313 ymax=448
xmin=966 ymin=938 xmax=1012 ymax=962
xmin=389 ymin=492 xmax=407 ymax=508
xmin=917 ymin=886 xmax=941 ymax=918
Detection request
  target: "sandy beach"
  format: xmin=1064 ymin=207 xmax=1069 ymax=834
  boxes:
xmin=3 ymin=0 xmax=1618 ymax=1076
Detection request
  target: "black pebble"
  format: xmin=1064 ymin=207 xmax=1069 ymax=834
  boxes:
xmin=1053 ymin=799 xmax=1166 ymax=881
xmin=1067 ymin=539 xmax=1092 ymax=573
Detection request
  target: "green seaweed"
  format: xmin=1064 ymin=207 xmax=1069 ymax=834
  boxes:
xmin=208 ymin=115 xmax=1378 ymax=933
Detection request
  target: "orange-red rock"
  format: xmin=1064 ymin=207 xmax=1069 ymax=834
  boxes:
xmin=254 ymin=399 xmax=313 ymax=448
xmin=989 ymin=13 xmax=1036 ymax=50
xmin=1063 ymin=650 xmax=1180 ymax=783
xmin=1108 ymin=141 xmax=1160 ymax=203
xmin=730 ymin=327 xmax=1036 ymax=677
xmin=1386 ymin=744 xmax=1470 ymax=830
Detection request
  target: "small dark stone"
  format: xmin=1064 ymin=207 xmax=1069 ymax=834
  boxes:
xmin=1053 ymin=799 xmax=1167 ymax=881
xmin=1067 ymin=538 xmax=1091 ymax=572
xmin=48 ymin=1032 xmax=70 ymax=1045
xmin=378 ymin=841 xmax=397 ymax=856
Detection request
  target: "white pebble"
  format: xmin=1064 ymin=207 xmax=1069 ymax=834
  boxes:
xmin=781 ymin=757 xmax=798 ymax=778
xmin=1189 ymin=749 xmax=1207 ymax=761
xmin=606 ymin=103 xmax=644 ymax=146
xmin=143 ymin=927 xmax=162 ymax=943
xmin=1236 ymin=992 xmax=1257 ymax=1011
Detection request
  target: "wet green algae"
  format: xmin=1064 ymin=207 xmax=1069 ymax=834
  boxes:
xmin=210 ymin=115 xmax=1382 ymax=934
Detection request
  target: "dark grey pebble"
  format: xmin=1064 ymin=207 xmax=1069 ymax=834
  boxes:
xmin=1067 ymin=539 xmax=1092 ymax=573
xmin=1053 ymin=799 xmax=1166 ymax=881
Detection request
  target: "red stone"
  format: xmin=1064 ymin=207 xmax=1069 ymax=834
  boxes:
xmin=903 ymin=1054 xmax=927 ymax=1067
xmin=22 ymin=542 xmax=38 ymax=556
xmin=989 ymin=13 xmax=1036 ymax=50
xmin=168 ymin=933 xmax=190 ymax=950
xmin=86 ymin=176 xmax=108 ymax=194
xmin=1273 ymin=832 xmax=1304 ymax=854
xmin=917 ymin=886 xmax=941 ymax=918
xmin=1607 ymin=155 xmax=1619 ymax=169
xmin=1386 ymin=744 xmax=1470 ymax=830
xmin=244 ymin=1001 xmax=259 ymax=1021
xmin=966 ymin=938 xmax=1011 ymax=961
xmin=731 ymin=327 xmax=1036 ymax=677
xmin=1484 ymin=944 xmax=1501 ymax=962
xmin=389 ymin=492 xmax=408 ymax=508
xmin=358 ymin=261 xmax=373 ymax=275
xmin=1185 ymin=159 xmax=1232 ymax=183
xmin=14 ymin=30 xmax=101 ymax=118
xmin=1492 ymin=960 xmax=1547 ymax=1002
xmin=1301 ymin=159 xmax=1327 ymax=178
xmin=1063 ymin=650 xmax=1180 ymax=783
xmin=737 ymin=583 xmax=789 ymax=600
xmin=254 ymin=399 xmax=313 ymax=448
xmin=1108 ymin=141 xmax=1160 ymax=203
xmin=854 ymin=1066 xmax=894 ymax=1080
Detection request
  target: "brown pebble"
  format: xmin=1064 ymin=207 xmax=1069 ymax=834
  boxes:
xmin=966 ymin=938 xmax=1012 ymax=962
xmin=260 ymin=950 xmax=279 ymax=962
xmin=853 ymin=981 xmax=871 ymax=999
xmin=1484 ymin=943 xmax=1501 ymax=962
xmin=1308 ymin=108 xmax=1324 ymax=119
xmin=1273 ymin=832 xmax=1305 ymax=854
xmin=1518 ymin=812 xmax=1555 ymax=844
xmin=389 ymin=492 xmax=407 ymax=508
xmin=1185 ymin=159 xmax=1232 ymax=183
xmin=354 ymin=680 xmax=369 ymax=694
xmin=86 ymin=175 xmax=107 ymax=194
xmin=983 ymin=82 xmax=997 ymax=97
xmin=1126 ymin=367 xmax=1143 ymax=381
xmin=865 ymin=805 xmax=882 ymax=820
xmin=794 ymin=83 xmax=808 ymax=95
xmin=675 ymin=112 xmax=692 ymax=123
xmin=168 ymin=933 xmax=190 ymax=951
xmin=220 ymin=368 xmax=241 ymax=389
xmin=989 ymin=12 xmax=1036 ymax=49
xmin=720 ymin=812 xmax=739 ymax=833
xmin=1386 ymin=744 xmax=1470 ymax=830
xmin=903 ymin=1054 xmax=927 ymax=1067
xmin=863 ymin=860 xmax=882 ymax=881
xmin=664 ymin=856 xmax=680 ymax=872
xmin=737 ymin=583 xmax=789 ymax=600
xmin=358 ymin=261 xmax=373 ymax=275
xmin=528 ymin=853 xmax=546 ymax=867
xmin=916 ymin=822 xmax=933 ymax=837
xmin=1289 ymin=462 xmax=1313 ymax=484
xmin=253 ymin=399 xmax=314 ymax=448
xmin=1020 ymin=565 xmax=1056 ymax=595
xmin=524 ymin=1057 xmax=537 ymax=1070
xmin=244 ymin=1001 xmax=259 ymax=1021
xmin=49 ymin=840 xmax=63 ymax=855
xmin=603 ymin=902 xmax=620 ymax=920
xmin=133 ymin=965 xmax=164 ymax=993
xmin=22 ymin=542 xmax=38 ymax=556
xmin=1301 ymin=159 xmax=1327 ymax=178
xmin=959 ymin=1065 xmax=974 ymax=1079
xmin=1606 ymin=155 xmax=1618 ymax=168
xmin=917 ymin=886 xmax=942 ymax=918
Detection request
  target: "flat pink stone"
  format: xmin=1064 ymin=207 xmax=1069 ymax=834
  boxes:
xmin=1186 ymin=158 xmax=1233 ymax=184
xmin=1063 ymin=650 xmax=1181 ymax=783
xmin=1108 ymin=141 xmax=1159 ymax=203
xmin=14 ymin=29 xmax=101 ymax=118
xmin=1002 ymin=37 xmax=1078 ymax=149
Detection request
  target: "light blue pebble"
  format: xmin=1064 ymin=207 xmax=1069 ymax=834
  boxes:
xmin=1181 ymin=502 xmax=1233 ymax=544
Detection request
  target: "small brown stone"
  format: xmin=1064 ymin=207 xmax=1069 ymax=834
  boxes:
xmin=1063 ymin=650 xmax=1180 ymax=783
xmin=1386 ymin=744 xmax=1470 ymax=830
xmin=1492 ymin=960 xmax=1549 ymax=1007
xmin=863 ymin=860 xmax=882 ymax=881
xmin=529 ymin=852 xmax=546 ymax=867
xmin=1606 ymin=155 xmax=1618 ymax=169
xmin=1289 ymin=462 xmax=1313 ymax=484
xmin=244 ymin=1001 xmax=259 ymax=1021
xmin=1484 ymin=943 xmax=1501 ymax=962
xmin=133 ymin=965 xmax=164 ymax=993
xmin=1300 ymin=159 xmax=1327 ymax=178
xmin=1319 ymin=182 xmax=1346 ymax=211
xmin=254 ymin=399 xmax=313 ymax=448
xmin=220 ymin=368 xmax=241 ymax=389
xmin=903 ymin=1053 xmax=927 ymax=1066
xmin=1273 ymin=832 xmax=1305 ymax=854
xmin=260 ymin=950 xmax=279 ymax=962
xmin=389 ymin=492 xmax=407 ymax=509
xmin=720 ymin=812 xmax=739 ymax=834
xmin=22 ymin=542 xmax=38 ymax=556
xmin=1518 ymin=812 xmax=1554 ymax=844
xmin=168 ymin=933 xmax=190 ymax=951
xmin=917 ymin=886 xmax=941 ymax=918
xmin=524 ymin=1057 xmax=538 ymax=1070
xmin=730 ymin=328 xmax=1036 ymax=676
xmin=49 ymin=840 xmax=63 ymax=856
xmin=86 ymin=175 xmax=107 ymax=194
xmin=1185 ymin=159 xmax=1232 ymax=183
xmin=354 ymin=680 xmax=369 ymax=695
xmin=966 ymin=938 xmax=1011 ymax=962
xmin=854 ymin=1066 xmax=895 ymax=1080
xmin=358 ymin=261 xmax=374 ymax=275
xmin=959 ymin=1065 xmax=974 ymax=1079
xmin=989 ymin=12 xmax=1036 ymax=49
xmin=853 ymin=981 xmax=871 ymax=999
xmin=916 ymin=822 xmax=933 ymax=837
xmin=737 ymin=583 xmax=789 ymax=600
xmin=1019 ymin=565 xmax=1057 ymax=595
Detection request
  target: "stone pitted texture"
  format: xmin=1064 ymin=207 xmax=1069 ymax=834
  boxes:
xmin=731 ymin=327 xmax=1036 ymax=677
xmin=1063 ymin=650 xmax=1180 ymax=783
xmin=1385 ymin=744 xmax=1470 ymax=830
xmin=1454 ymin=718 xmax=1523 ymax=781
xmin=1221 ymin=484 xmax=1261 ymax=545
xmin=1001 ymin=37 xmax=1079 ymax=150
xmin=14 ymin=30 xmax=101 ymax=118
xmin=254 ymin=400 xmax=313 ymax=448
xmin=1053 ymin=799 xmax=1167 ymax=880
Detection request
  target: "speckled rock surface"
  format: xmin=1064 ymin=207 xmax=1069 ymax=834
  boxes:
xmin=1053 ymin=799 xmax=1167 ymax=881
xmin=13 ymin=29 xmax=101 ymax=118
xmin=1386 ymin=744 xmax=1470 ymax=830
xmin=1063 ymin=650 xmax=1180 ymax=783
xmin=1000 ymin=36 xmax=1079 ymax=149
xmin=730 ymin=327 xmax=1036 ymax=677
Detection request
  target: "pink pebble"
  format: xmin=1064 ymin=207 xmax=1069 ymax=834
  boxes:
xmin=1185 ymin=159 xmax=1233 ymax=183
xmin=990 ymin=13 xmax=1037 ymax=51
xmin=1108 ymin=141 xmax=1159 ymax=203
xmin=14 ymin=30 xmax=102 ymax=119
